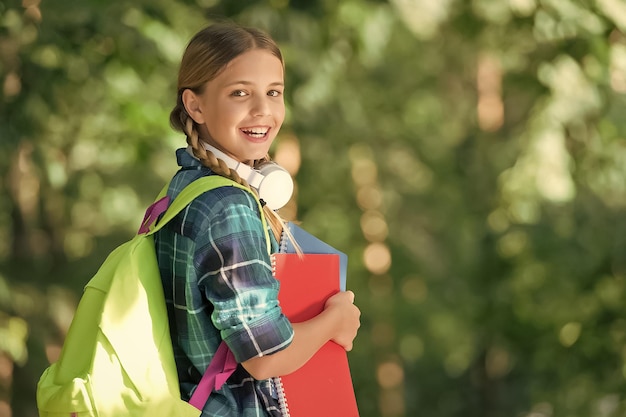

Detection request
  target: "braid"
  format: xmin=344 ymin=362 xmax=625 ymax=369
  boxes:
xmin=262 ymin=200 xmax=288 ymax=245
xmin=184 ymin=119 xmax=247 ymax=184
xmin=182 ymin=116 xmax=285 ymax=242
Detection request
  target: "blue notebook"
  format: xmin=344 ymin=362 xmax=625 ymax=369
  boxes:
xmin=280 ymin=222 xmax=348 ymax=291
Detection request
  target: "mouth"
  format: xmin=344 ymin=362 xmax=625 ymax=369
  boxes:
xmin=241 ymin=127 xmax=270 ymax=140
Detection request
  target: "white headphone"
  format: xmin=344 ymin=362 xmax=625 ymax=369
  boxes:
xmin=192 ymin=142 xmax=294 ymax=210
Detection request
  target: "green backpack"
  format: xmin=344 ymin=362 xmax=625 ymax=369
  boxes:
xmin=36 ymin=176 xmax=269 ymax=417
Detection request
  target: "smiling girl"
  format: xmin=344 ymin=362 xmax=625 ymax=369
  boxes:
xmin=156 ymin=22 xmax=361 ymax=416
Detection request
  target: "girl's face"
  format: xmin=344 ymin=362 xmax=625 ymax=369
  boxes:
xmin=186 ymin=49 xmax=285 ymax=163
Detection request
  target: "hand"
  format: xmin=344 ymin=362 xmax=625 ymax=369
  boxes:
xmin=323 ymin=291 xmax=361 ymax=351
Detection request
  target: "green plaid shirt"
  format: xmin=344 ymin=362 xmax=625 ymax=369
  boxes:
xmin=155 ymin=148 xmax=294 ymax=416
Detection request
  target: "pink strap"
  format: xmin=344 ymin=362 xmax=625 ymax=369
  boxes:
xmin=189 ymin=341 xmax=238 ymax=409
xmin=137 ymin=196 xmax=170 ymax=234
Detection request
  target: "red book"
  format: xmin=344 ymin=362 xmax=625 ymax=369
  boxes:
xmin=272 ymin=253 xmax=359 ymax=417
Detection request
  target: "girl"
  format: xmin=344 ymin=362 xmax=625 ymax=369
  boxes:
xmin=155 ymin=22 xmax=361 ymax=416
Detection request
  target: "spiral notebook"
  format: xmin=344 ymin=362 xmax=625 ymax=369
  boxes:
xmin=272 ymin=251 xmax=359 ymax=417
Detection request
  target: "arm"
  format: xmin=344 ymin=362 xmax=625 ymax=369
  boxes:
xmin=241 ymin=290 xmax=361 ymax=381
xmin=191 ymin=187 xmax=360 ymax=379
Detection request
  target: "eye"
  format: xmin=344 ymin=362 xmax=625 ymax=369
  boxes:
xmin=231 ymin=90 xmax=247 ymax=97
xmin=267 ymin=89 xmax=282 ymax=97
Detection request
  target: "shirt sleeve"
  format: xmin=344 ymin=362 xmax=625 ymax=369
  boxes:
xmin=189 ymin=186 xmax=294 ymax=363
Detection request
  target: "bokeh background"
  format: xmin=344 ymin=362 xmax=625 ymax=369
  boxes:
xmin=3 ymin=0 xmax=626 ymax=416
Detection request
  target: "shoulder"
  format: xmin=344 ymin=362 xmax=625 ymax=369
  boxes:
xmin=170 ymin=175 xmax=263 ymax=238
xmin=192 ymin=182 xmax=261 ymax=226
xmin=191 ymin=178 xmax=259 ymax=211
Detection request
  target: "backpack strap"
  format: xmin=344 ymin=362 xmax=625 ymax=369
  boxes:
xmin=137 ymin=181 xmax=171 ymax=235
xmin=188 ymin=340 xmax=237 ymax=408
xmin=142 ymin=176 xmax=271 ymax=254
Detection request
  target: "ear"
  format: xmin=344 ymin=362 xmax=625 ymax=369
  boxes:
xmin=182 ymin=89 xmax=205 ymax=124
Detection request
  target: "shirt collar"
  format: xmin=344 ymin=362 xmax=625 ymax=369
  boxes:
xmin=176 ymin=147 xmax=205 ymax=170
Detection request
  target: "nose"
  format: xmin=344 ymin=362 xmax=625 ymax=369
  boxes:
xmin=251 ymin=95 xmax=271 ymax=117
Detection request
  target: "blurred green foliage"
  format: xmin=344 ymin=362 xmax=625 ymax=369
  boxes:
xmin=2 ymin=0 xmax=626 ymax=416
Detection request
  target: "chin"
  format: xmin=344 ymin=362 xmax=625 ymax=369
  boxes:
xmin=249 ymin=149 xmax=271 ymax=162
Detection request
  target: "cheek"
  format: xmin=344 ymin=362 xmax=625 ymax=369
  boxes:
xmin=211 ymin=106 xmax=239 ymax=128
xmin=274 ymin=103 xmax=286 ymax=124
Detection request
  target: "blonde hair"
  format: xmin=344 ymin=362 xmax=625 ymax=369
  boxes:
xmin=170 ymin=22 xmax=287 ymax=242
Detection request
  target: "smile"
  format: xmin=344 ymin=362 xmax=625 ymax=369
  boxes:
xmin=241 ymin=127 xmax=269 ymax=139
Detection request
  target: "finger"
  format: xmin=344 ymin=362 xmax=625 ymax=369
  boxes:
xmin=346 ymin=290 xmax=355 ymax=303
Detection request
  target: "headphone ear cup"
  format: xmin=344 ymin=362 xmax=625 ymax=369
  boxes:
xmin=195 ymin=141 xmax=293 ymax=209
xmin=254 ymin=162 xmax=294 ymax=210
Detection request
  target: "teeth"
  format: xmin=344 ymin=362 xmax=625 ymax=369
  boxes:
xmin=243 ymin=128 xmax=268 ymax=135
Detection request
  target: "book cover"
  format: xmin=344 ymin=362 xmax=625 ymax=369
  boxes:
xmin=281 ymin=222 xmax=348 ymax=291
xmin=272 ymin=253 xmax=359 ymax=417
